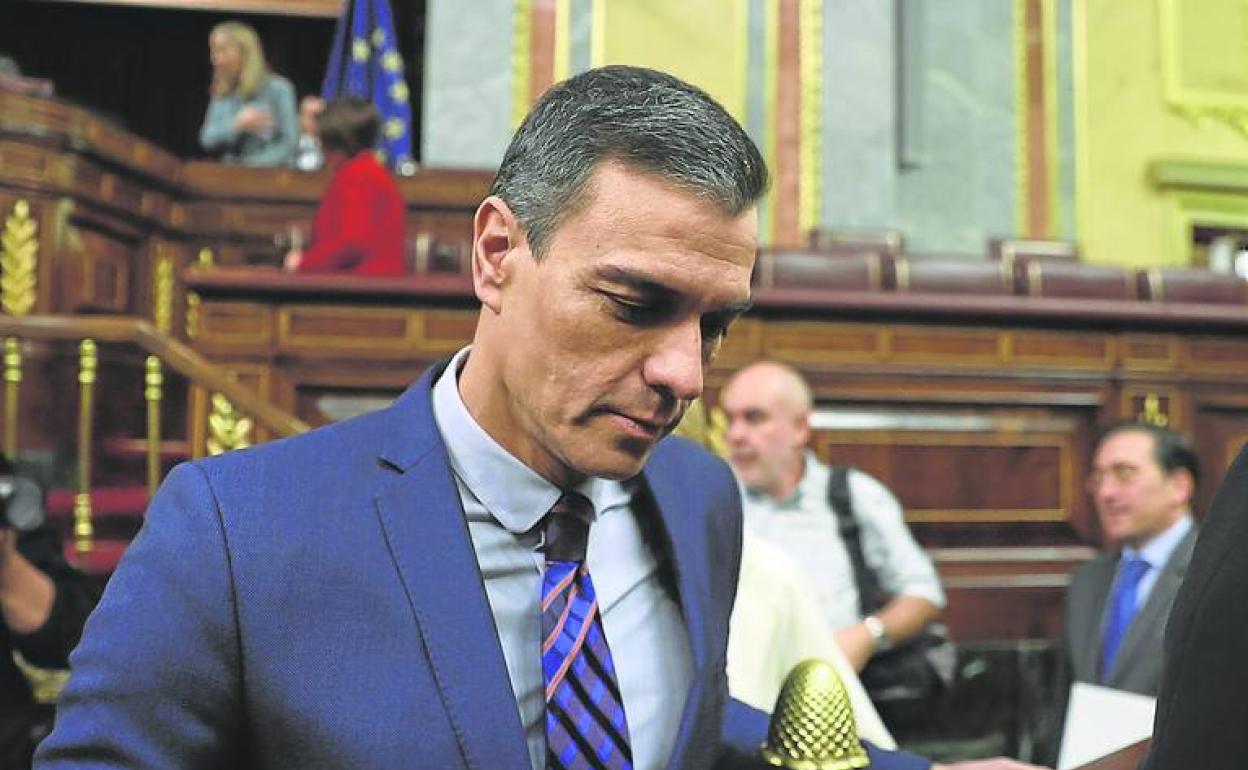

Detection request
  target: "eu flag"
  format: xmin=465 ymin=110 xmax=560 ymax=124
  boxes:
xmin=321 ymin=0 xmax=415 ymax=174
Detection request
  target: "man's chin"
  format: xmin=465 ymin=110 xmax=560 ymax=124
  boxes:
xmin=568 ymin=441 xmax=656 ymax=481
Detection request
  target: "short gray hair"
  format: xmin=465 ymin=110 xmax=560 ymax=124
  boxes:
xmin=489 ymin=65 xmax=769 ymax=258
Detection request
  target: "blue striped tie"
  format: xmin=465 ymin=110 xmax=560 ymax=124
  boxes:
xmin=541 ymin=491 xmax=633 ymax=770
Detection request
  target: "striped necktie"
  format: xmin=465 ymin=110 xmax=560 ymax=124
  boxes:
xmin=541 ymin=491 xmax=634 ymax=770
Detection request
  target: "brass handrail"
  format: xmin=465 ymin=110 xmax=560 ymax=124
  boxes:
xmin=0 ymin=314 xmax=309 ymax=438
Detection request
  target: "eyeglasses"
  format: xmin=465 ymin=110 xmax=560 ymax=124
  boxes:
xmin=1085 ymin=463 xmax=1141 ymax=494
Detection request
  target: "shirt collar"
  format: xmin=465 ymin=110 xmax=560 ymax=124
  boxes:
xmin=1122 ymin=514 xmax=1194 ymax=569
xmin=430 ymin=347 xmax=624 ymax=533
xmin=743 ymin=451 xmax=822 ymax=509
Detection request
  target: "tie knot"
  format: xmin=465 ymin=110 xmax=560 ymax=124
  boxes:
xmin=543 ymin=491 xmax=593 ymax=562
xmin=1121 ymin=557 xmax=1150 ymax=583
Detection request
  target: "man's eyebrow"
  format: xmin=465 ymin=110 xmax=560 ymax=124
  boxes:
xmin=593 ymin=265 xmax=679 ymax=298
xmin=593 ymin=265 xmax=754 ymax=315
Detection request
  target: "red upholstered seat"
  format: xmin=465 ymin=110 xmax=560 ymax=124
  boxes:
xmin=1019 ymin=261 xmax=1136 ymax=300
xmin=895 ymin=258 xmax=1012 ymax=295
xmin=758 ymin=249 xmax=889 ymax=291
xmin=1137 ymin=268 xmax=1248 ymax=304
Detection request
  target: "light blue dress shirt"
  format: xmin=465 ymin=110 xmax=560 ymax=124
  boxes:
xmin=1119 ymin=514 xmax=1193 ymax=610
xmin=741 ymin=453 xmax=945 ymax=632
xmin=431 ymin=348 xmax=693 ymax=770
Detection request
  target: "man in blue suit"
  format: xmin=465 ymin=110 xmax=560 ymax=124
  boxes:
xmin=36 ymin=66 xmax=965 ymax=770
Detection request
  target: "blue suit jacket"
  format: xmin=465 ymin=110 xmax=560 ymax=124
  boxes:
xmin=36 ymin=363 xmax=750 ymax=769
xmin=36 ymin=361 xmax=931 ymax=770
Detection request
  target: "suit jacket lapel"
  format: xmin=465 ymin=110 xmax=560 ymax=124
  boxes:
xmin=373 ymin=365 xmax=531 ymax=770
xmin=1108 ymin=527 xmax=1198 ymax=684
xmin=1072 ymin=557 xmax=1117 ymax=682
xmin=642 ymin=451 xmax=715 ymax=770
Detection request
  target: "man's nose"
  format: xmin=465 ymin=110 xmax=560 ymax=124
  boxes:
xmin=644 ymin=322 xmax=704 ymax=403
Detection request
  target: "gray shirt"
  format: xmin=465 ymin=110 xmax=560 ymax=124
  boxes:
xmin=741 ymin=453 xmax=945 ymax=631
xmin=198 ymin=74 xmax=298 ymax=167
xmin=430 ymin=348 xmax=693 ymax=770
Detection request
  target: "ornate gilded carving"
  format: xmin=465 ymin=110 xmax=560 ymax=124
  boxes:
xmin=185 ymin=291 xmax=201 ymax=340
xmin=152 ymin=252 xmax=174 ymax=334
xmin=759 ymin=659 xmax=870 ymax=769
xmin=1138 ymin=392 xmax=1170 ymax=427
xmin=75 ymin=339 xmax=97 ymax=555
xmin=195 ymin=247 xmax=216 ymax=269
xmin=1 ymin=200 xmax=38 ymax=317
xmin=3 ymin=337 xmax=20 ymax=458
xmin=145 ymin=355 xmax=163 ymax=495
xmin=206 ymin=393 xmax=253 ymax=456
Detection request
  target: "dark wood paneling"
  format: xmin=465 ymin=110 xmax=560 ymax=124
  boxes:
xmin=943 ymin=585 xmax=1068 ymax=641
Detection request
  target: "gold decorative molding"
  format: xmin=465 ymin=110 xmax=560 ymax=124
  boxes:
xmin=185 ymin=292 xmax=201 ymax=340
xmin=798 ymin=0 xmax=823 ymax=238
xmin=195 ymin=247 xmax=216 ymax=269
xmin=206 ymin=393 xmax=253 ymax=456
xmin=75 ymin=339 xmax=97 ymax=556
xmin=762 ymin=0 xmax=779 ymax=245
xmin=152 ymin=252 xmax=174 ymax=335
xmin=3 ymin=337 xmax=20 ymax=458
xmin=1137 ymin=392 xmax=1171 ymax=427
xmin=553 ymin=0 xmax=571 ymax=84
xmin=1159 ymin=0 xmax=1248 ymax=138
xmin=511 ymin=0 xmax=534 ymax=129
xmin=145 ymin=355 xmax=163 ymax=495
xmin=0 ymin=200 xmax=38 ymax=317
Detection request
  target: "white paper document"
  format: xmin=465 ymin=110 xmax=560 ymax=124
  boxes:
xmin=1058 ymin=682 xmax=1156 ymax=769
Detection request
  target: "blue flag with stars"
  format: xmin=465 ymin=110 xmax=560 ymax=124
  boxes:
xmin=321 ymin=0 xmax=414 ymax=173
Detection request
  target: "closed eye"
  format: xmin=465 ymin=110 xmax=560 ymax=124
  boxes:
xmin=604 ymin=292 xmax=673 ymax=326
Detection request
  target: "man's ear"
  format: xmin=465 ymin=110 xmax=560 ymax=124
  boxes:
xmin=794 ymin=412 xmax=812 ymax=450
xmin=1168 ymin=467 xmax=1196 ymax=508
xmin=471 ymin=195 xmax=527 ymax=313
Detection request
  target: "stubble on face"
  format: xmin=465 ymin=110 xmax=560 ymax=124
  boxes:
xmin=462 ymin=162 xmax=757 ymax=487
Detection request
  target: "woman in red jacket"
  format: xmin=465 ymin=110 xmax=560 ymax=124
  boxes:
xmin=284 ymin=98 xmax=406 ymax=276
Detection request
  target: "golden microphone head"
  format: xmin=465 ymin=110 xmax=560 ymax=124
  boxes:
xmin=759 ymin=658 xmax=871 ymax=770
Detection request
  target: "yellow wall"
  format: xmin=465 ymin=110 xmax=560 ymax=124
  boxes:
xmin=1078 ymin=0 xmax=1248 ymax=267
xmin=591 ymin=0 xmax=750 ymax=123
